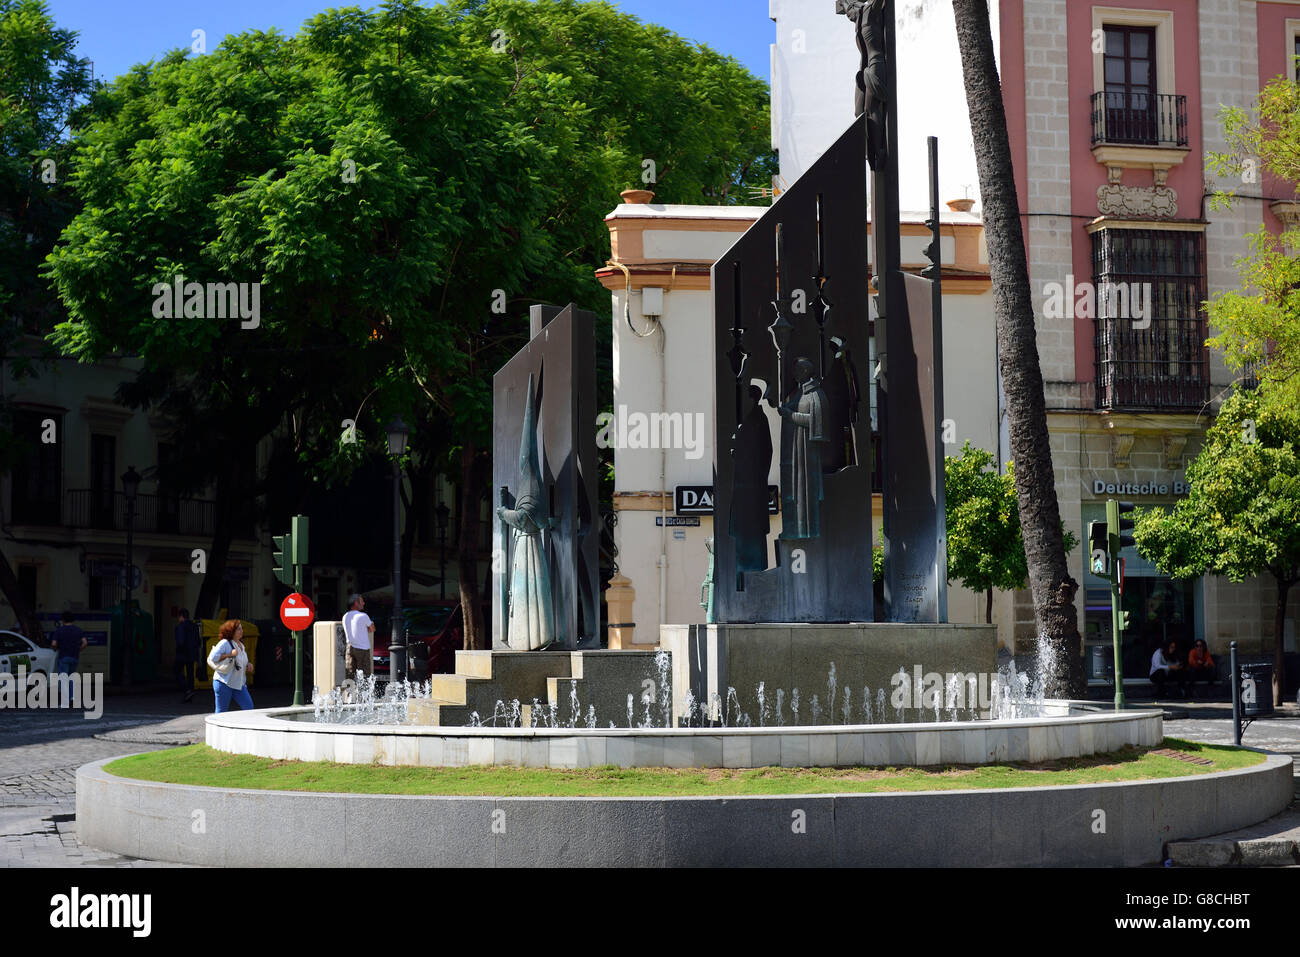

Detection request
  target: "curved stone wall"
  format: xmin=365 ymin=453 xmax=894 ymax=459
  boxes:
xmin=205 ymin=702 xmax=1162 ymax=769
xmin=78 ymin=752 xmax=1294 ymax=867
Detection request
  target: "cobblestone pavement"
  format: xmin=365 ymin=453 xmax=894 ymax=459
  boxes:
xmin=0 ymin=685 xmax=294 ymax=867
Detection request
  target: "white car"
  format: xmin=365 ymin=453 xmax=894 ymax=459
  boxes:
xmin=0 ymin=630 xmax=58 ymax=678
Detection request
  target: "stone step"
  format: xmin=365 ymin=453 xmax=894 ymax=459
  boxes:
xmin=1166 ymin=805 xmax=1300 ymax=867
xmin=406 ymin=698 xmax=476 ymax=726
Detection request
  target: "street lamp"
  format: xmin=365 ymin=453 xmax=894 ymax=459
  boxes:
xmin=386 ymin=417 xmax=410 ymax=684
xmin=121 ymin=466 xmax=141 ymax=688
xmin=436 ymin=500 xmax=450 ymax=601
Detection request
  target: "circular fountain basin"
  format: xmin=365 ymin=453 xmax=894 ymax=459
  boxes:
xmin=206 ymin=701 xmax=1161 ymax=769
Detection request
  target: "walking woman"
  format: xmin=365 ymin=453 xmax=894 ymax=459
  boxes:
xmin=208 ymin=619 xmax=255 ymax=713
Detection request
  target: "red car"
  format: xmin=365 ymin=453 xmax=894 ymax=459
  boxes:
xmin=371 ymin=601 xmax=482 ymax=681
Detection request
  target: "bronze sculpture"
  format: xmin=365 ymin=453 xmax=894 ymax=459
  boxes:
xmin=778 ymin=357 xmax=829 ymax=539
xmin=836 ymin=0 xmax=889 ymax=171
xmin=497 ymin=372 xmax=555 ymax=650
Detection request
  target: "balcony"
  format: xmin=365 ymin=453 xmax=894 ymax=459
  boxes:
xmin=1095 ymin=321 xmax=1209 ymax=411
xmin=64 ymin=489 xmax=253 ymax=538
xmin=1089 ymin=92 xmax=1189 ymax=184
xmin=1090 ymin=92 xmax=1187 ymax=148
xmin=1092 ymin=227 xmax=1208 ymax=412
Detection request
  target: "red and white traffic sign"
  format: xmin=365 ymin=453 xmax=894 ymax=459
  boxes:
xmin=279 ymin=592 xmax=316 ymax=632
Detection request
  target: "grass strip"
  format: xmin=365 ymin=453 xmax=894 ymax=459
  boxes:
xmin=104 ymin=737 xmax=1261 ymax=797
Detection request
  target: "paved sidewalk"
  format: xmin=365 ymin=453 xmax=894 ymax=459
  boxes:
xmin=0 ymin=685 xmax=293 ymax=867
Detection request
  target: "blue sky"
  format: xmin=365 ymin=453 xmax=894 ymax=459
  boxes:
xmin=45 ymin=0 xmax=773 ymax=86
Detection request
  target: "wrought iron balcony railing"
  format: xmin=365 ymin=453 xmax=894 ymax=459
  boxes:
xmin=1090 ymin=91 xmax=1188 ymax=148
xmin=1092 ymin=227 xmax=1208 ymax=411
xmin=63 ymin=489 xmax=253 ymax=537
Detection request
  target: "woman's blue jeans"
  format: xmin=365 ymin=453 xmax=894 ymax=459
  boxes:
xmin=214 ymin=679 xmax=254 ymax=713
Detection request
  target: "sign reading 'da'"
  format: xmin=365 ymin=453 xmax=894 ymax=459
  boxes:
xmin=675 ymin=485 xmax=780 ymax=515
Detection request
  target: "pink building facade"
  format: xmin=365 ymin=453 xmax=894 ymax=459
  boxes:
xmin=995 ymin=0 xmax=1299 ymax=678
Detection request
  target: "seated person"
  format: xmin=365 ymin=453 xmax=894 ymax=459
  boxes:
xmin=1149 ymin=640 xmax=1188 ymax=697
xmin=1187 ymin=639 xmax=1216 ymax=685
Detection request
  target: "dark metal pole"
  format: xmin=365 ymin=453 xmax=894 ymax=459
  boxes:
xmin=293 ymin=542 xmax=304 ymax=706
xmin=123 ymin=495 xmax=135 ymax=688
xmin=391 ymin=458 xmax=406 ymax=683
xmin=1230 ymin=641 xmax=1241 ymax=745
xmin=439 ymin=522 xmax=447 ymax=601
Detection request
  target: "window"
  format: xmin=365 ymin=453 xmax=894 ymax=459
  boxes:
xmin=89 ymin=434 xmax=117 ymax=529
xmin=9 ymin=411 xmax=61 ymax=525
xmin=89 ymin=568 xmax=122 ymax=612
xmin=157 ymin=441 xmax=180 ymax=533
xmin=1092 ymin=228 xmax=1208 ymax=411
xmin=1103 ymin=26 xmax=1156 ymax=143
xmin=17 ymin=564 xmax=37 ymax=611
xmin=0 ymin=634 xmax=29 ymax=654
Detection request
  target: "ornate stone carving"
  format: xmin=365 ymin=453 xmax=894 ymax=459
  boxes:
xmin=1097 ymin=184 xmax=1178 ymax=218
xmin=1163 ymin=433 xmax=1189 ymax=470
xmin=1110 ymin=431 xmax=1135 ymax=469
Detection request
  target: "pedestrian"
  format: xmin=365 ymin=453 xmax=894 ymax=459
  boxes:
xmin=1149 ymin=640 xmax=1187 ymax=698
xmin=207 ymin=619 xmax=254 ymax=713
xmin=174 ymin=608 xmax=201 ymax=702
xmin=1187 ymin=639 xmax=1216 ymax=687
xmin=49 ymin=611 xmax=86 ymax=675
xmin=342 ymin=593 xmax=374 ymax=681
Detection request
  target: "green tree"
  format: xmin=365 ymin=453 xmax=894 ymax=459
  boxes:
xmin=44 ymin=0 xmax=773 ymax=645
xmin=1135 ymin=390 xmax=1300 ymax=707
xmin=945 ymin=442 xmax=1077 ymax=625
xmin=0 ymin=0 xmax=92 ymax=640
xmin=1206 ymin=69 xmax=1300 ymax=404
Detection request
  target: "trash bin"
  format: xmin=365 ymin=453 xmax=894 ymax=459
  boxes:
xmin=1239 ymin=662 xmax=1274 ymax=717
xmin=1089 ymin=645 xmax=1111 ymax=680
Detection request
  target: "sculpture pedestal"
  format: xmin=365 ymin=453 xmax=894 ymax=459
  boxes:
xmin=660 ymin=622 xmax=996 ymax=726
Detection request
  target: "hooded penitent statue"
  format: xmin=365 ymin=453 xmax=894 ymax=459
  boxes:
xmin=777 ymin=357 xmax=829 ymax=539
xmin=496 ymin=372 xmax=556 ymax=650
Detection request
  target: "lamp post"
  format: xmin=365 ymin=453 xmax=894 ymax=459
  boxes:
xmin=436 ymin=501 xmax=450 ymax=601
xmin=386 ymin=417 xmax=410 ymax=684
xmin=121 ymin=466 xmax=141 ymax=688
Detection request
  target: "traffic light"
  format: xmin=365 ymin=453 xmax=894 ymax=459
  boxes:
xmin=1106 ymin=499 xmax=1136 ymax=557
xmin=291 ymin=514 xmax=310 ymax=566
xmin=1119 ymin=610 xmax=1132 ymax=631
xmin=272 ymin=531 xmax=294 ymax=586
xmin=1088 ymin=521 xmax=1109 ymax=575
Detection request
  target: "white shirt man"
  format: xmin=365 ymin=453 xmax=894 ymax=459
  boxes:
xmin=342 ymin=594 xmax=375 ymax=678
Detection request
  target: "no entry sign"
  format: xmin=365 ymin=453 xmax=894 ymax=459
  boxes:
xmin=279 ymin=592 xmax=316 ymax=632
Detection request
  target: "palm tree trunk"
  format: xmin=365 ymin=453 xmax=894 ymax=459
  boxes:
xmin=953 ymin=0 xmax=1084 ymax=696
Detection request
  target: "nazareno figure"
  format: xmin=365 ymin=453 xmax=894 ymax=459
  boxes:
xmin=496 ymin=372 xmax=556 ymax=650
xmin=778 ymin=358 xmax=828 ymax=539
xmin=730 ymin=384 xmax=773 ymax=572
xmin=836 ymin=0 xmax=889 ymax=171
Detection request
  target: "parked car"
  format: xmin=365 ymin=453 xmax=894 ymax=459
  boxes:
xmin=371 ymin=601 xmax=486 ymax=681
xmin=0 ymin=630 xmax=58 ymax=678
